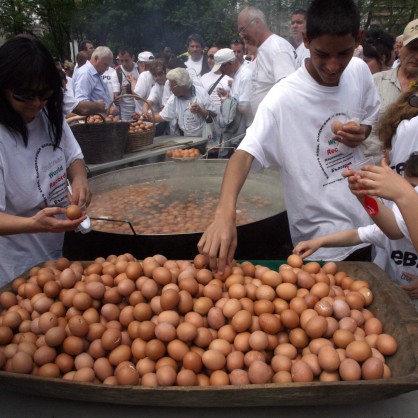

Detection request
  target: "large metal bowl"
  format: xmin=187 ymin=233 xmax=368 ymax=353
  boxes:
xmin=63 ymin=160 xmax=291 ymax=260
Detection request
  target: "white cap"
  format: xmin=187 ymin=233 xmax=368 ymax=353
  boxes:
xmin=137 ymin=51 xmax=155 ymax=62
xmin=403 ymin=19 xmax=418 ymax=46
xmin=212 ymin=48 xmax=236 ymax=72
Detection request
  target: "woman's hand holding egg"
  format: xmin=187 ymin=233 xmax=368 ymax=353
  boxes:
xmin=31 ymin=207 xmax=85 ymax=233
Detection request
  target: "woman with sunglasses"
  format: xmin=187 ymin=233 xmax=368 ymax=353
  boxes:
xmin=0 ymin=34 xmax=91 ymax=284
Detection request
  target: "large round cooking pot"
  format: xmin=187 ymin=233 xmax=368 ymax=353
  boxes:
xmin=63 ymin=160 xmax=292 ymax=260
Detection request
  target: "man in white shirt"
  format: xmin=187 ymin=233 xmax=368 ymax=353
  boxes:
xmin=237 ymin=6 xmax=297 ymax=115
xmin=290 ymin=9 xmax=311 ymax=68
xmin=212 ymin=48 xmax=252 ymax=156
xmin=134 ymin=51 xmax=155 ymax=114
xmin=111 ymin=46 xmax=139 ymax=120
xmin=73 ymin=46 xmax=114 ymax=108
xmin=184 ymin=34 xmax=210 ymax=81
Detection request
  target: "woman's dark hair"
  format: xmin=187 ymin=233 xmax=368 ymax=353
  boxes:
xmin=362 ymin=30 xmax=395 ymax=67
xmin=405 ymin=152 xmax=418 ymax=178
xmin=306 ymin=0 xmax=360 ymax=41
xmin=0 ymin=34 xmax=63 ymax=148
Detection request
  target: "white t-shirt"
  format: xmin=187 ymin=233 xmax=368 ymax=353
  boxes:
xmin=295 ymin=43 xmax=310 ymax=68
xmin=160 ymin=85 xmax=215 ymax=137
xmin=63 ymin=87 xmax=79 ymax=116
xmin=358 ymin=224 xmax=416 ymax=287
xmin=134 ymin=71 xmax=154 ymax=114
xmin=238 ymin=57 xmax=380 ymax=261
xmin=111 ymin=64 xmax=140 ymax=120
xmin=0 ymin=113 xmax=83 ymax=284
xmin=393 ymin=186 xmax=418 ymax=241
xmin=200 ymin=72 xmax=232 ymax=113
xmin=147 ymin=83 xmax=165 ymax=113
xmin=251 ymin=34 xmax=297 ymax=115
xmin=389 ymin=116 xmax=418 ymax=176
xmin=186 ymin=56 xmax=203 ymax=79
xmin=162 ymin=80 xmax=172 ymax=107
xmin=101 ymin=67 xmax=117 ymax=101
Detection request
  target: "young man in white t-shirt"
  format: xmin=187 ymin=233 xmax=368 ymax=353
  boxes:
xmin=184 ymin=34 xmax=210 ymax=81
xmin=198 ymin=0 xmax=380 ymax=274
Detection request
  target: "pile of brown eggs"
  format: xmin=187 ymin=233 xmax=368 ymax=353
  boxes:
xmin=0 ymin=253 xmax=398 ymax=387
xmin=166 ymin=148 xmax=201 ymax=159
xmin=88 ymin=184 xmax=271 ymax=234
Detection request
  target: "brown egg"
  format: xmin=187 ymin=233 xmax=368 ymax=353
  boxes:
xmin=202 ymin=349 xmax=226 ymax=371
xmin=12 ymin=351 xmax=33 ymax=374
xmin=276 ymin=283 xmax=298 ymax=300
xmin=248 ymin=360 xmax=271 ymax=384
xmin=229 ymin=369 xmax=250 ymax=385
xmin=304 ymin=315 xmax=327 ymax=339
xmin=156 ymin=365 xmax=177 ymax=386
xmin=291 ymin=359 xmax=314 ymax=382
xmin=364 ymin=317 xmax=383 ymax=335
xmin=167 ymin=339 xmax=189 ymax=362
xmin=339 ymin=358 xmax=361 ymax=381
xmin=376 ymin=334 xmax=398 ymax=355
xmin=176 ymin=369 xmax=197 ymax=386
xmin=318 ymin=345 xmax=340 ymax=372
xmin=45 ymin=326 xmax=66 ymax=347
xmin=333 ymin=329 xmax=355 ymax=348
xmin=115 ymin=363 xmax=140 ymax=385
xmin=209 ymin=370 xmax=230 ymax=386
xmin=331 ymin=120 xmax=343 ymax=134
xmin=361 ymin=357 xmax=384 ymax=380
xmin=345 ymin=340 xmax=372 ymax=362
xmin=93 ymin=357 xmax=114 ymax=382
xmin=66 ymin=204 xmax=82 ymax=220
xmin=287 ymin=254 xmax=303 ymax=268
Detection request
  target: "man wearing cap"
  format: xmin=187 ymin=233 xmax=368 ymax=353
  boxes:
xmin=111 ymin=46 xmax=139 ymax=120
xmin=133 ymin=51 xmax=155 ymax=114
xmin=237 ymin=6 xmax=297 ymax=115
xmin=363 ymin=18 xmax=418 ymax=159
xmin=212 ymin=48 xmax=252 ymax=157
xmin=72 ymin=46 xmax=116 ymax=113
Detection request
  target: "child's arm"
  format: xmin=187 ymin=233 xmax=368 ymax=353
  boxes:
xmin=342 ymin=161 xmax=405 ymax=240
xmin=293 ymin=229 xmax=361 ymax=259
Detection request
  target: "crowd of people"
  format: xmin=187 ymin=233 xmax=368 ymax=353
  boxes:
xmin=0 ymin=0 xmax=417 ymax=308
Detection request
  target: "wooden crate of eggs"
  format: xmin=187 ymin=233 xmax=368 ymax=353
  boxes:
xmin=0 ymin=255 xmax=416 ymax=406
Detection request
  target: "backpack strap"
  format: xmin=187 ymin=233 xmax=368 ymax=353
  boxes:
xmin=208 ymin=74 xmax=225 ymax=95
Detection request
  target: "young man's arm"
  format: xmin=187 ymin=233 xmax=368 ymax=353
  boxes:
xmin=198 ymin=150 xmax=254 ymax=274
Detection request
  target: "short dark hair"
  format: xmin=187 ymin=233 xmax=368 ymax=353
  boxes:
xmin=166 ymin=55 xmax=187 ymax=70
xmin=292 ymin=9 xmax=307 ymax=18
xmin=405 ymin=152 xmax=418 ymax=178
xmin=118 ymin=46 xmax=134 ymax=57
xmin=186 ymin=33 xmax=205 ymax=48
xmin=0 ymin=34 xmax=63 ymax=148
xmin=306 ymin=0 xmax=360 ymax=41
xmin=362 ymin=30 xmax=395 ymax=67
xmin=230 ymin=39 xmax=245 ymax=47
xmin=79 ymin=39 xmax=93 ymax=51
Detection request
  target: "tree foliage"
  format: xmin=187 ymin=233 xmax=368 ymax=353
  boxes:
xmin=0 ymin=0 xmax=416 ymax=59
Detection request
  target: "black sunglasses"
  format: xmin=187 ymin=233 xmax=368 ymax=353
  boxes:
xmin=208 ymin=54 xmax=215 ymax=59
xmin=12 ymin=88 xmax=54 ymax=103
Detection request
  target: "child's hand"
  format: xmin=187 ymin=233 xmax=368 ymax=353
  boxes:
xmin=293 ymin=239 xmax=320 ymax=259
xmin=401 ymin=272 xmax=418 ymax=299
